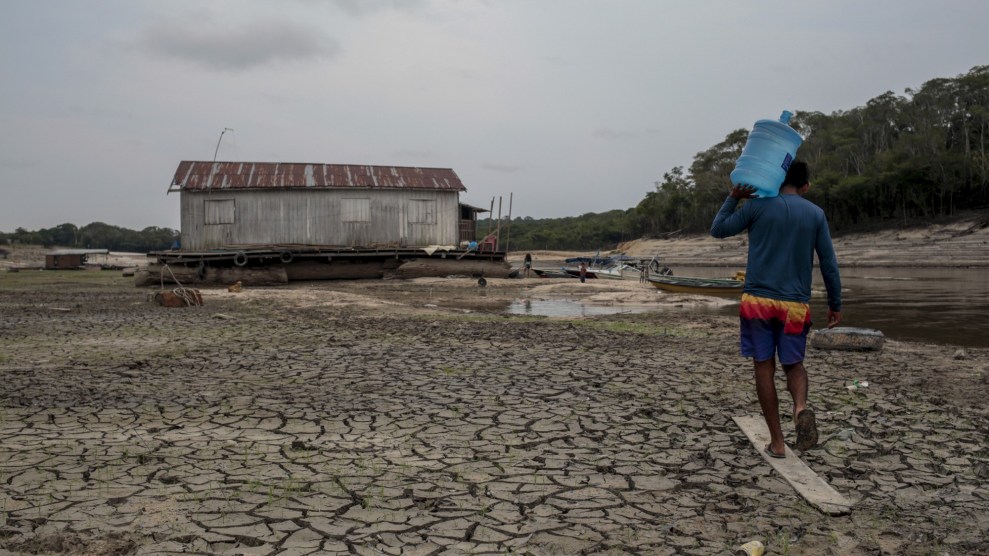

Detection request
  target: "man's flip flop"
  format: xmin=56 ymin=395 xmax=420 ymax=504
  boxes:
xmin=795 ymin=409 xmax=819 ymax=451
xmin=764 ymin=444 xmax=786 ymax=459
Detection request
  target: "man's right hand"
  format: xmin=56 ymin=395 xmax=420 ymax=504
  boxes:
xmin=730 ymin=184 xmax=757 ymax=200
xmin=826 ymin=310 xmax=842 ymax=328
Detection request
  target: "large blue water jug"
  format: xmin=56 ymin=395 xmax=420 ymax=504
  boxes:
xmin=730 ymin=111 xmax=803 ymax=198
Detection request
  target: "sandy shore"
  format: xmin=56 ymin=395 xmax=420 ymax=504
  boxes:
xmin=510 ymin=212 xmax=989 ymax=269
xmin=1 ymin=270 xmax=987 ymax=555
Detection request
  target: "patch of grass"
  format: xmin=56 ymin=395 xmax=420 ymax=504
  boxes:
xmin=768 ymin=528 xmax=795 ymax=555
xmin=0 ymin=270 xmax=129 ymax=291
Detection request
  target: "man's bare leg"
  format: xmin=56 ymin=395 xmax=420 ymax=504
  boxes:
xmin=754 ymin=357 xmax=786 ymax=456
xmin=784 ymin=361 xmax=818 ymax=450
xmin=782 ymin=362 xmax=808 ymax=420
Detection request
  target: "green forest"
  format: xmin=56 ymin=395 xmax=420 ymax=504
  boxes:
xmin=4 ymin=66 xmax=987 ymax=253
xmin=0 ymin=222 xmax=179 ymax=253
xmin=491 ymin=65 xmax=989 ymax=251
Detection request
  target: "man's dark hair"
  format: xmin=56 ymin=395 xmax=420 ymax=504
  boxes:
xmin=782 ymin=160 xmax=809 ymax=187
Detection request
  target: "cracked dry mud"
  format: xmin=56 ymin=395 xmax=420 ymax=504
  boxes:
xmin=1 ymin=272 xmax=987 ymax=555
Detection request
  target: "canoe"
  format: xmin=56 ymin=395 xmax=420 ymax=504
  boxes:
xmin=592 ymin=264 xmax=643 ymax=281
xmin=561 ymin=254 xmax=653 ymax=280
xmin=647 ymin=275 xmax=744 ymax=296
xmin=562 ymin=267 xmax=597 ymax=279
xmin=532 ymin=268 xmax=577 ymax=279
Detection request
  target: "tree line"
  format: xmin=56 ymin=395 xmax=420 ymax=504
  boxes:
xmin=493 ymin=65 xmax=989 ymax=251
xmin=0 ymin=222 xmax=179 ymax=253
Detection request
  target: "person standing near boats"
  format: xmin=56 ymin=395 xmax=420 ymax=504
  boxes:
xmin=710 ymin=161 xmax=842 ymax=458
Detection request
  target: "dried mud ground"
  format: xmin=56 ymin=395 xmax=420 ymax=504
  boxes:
xmin=1 ymin=272 xmax=988 ymax=556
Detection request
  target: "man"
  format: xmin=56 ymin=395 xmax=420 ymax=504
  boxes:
xmin=710 ymin=161 xmax=842 ymax=458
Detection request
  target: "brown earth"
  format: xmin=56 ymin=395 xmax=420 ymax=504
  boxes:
xmin=1 ymin=215 xmax=988 ymax=555
xmin=0 ymin=267 xmax=987 ymax=555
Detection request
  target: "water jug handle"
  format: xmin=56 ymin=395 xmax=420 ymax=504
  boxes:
xmin=779 ymin=110 xmax=793 ymax=125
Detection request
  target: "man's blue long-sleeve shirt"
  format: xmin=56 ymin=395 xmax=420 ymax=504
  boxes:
xmin=710 ymin=194 xmax=842 ymax=312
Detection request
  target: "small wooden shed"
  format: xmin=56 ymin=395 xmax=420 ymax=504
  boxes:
xmin=44 ymin=249 xmax=109 ymax=270
xmin=45 ymin=253 xmax=83 ymax=269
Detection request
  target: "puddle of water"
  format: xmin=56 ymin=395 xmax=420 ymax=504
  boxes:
xmin=508 ymin=298 xmax=660 ymax=317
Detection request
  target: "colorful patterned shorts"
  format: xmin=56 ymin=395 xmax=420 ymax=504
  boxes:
xmin=739 ymin=293 xmax=812 ymax=365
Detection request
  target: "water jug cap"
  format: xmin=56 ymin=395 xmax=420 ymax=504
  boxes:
xmin=779 ymin=110 xmax=793 ymax=125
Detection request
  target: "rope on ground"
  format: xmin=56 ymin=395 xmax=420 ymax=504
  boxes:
xmin=158 ymin=263 xmax=203 ymax=307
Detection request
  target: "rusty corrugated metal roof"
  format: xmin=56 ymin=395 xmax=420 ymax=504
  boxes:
xmin=170 ymin=161 xmax=466 ymax=192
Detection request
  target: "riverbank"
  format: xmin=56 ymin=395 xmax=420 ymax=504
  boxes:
xmin=517 ymin=212 xmax=989 ymax=268
xmin=1 ymin=271 xmax=987 ymax=555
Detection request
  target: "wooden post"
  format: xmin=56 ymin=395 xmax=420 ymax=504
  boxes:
xmin=505 ymin=192 xmax=513 ymax=254
xmin=495 ymin=196 xmax=502 ymax=252
xmin=487 ymin=197 xmax=495 ymax=236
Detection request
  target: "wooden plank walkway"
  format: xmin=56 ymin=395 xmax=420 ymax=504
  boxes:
xmin=733 ymin=415 xmax=853 ymax=516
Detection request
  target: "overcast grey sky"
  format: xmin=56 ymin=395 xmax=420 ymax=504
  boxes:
xmin=1 ymin=0 xmax=987 ymax=231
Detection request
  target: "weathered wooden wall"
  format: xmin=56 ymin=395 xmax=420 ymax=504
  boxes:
xmin=180 ymin=189 xmax=461 ymax=250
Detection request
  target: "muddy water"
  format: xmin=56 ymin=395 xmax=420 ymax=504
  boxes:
xmin=510 ymin=266 xmax=989 ymax=347
xmin=673 ymin=266 xmax=989 ymax=348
